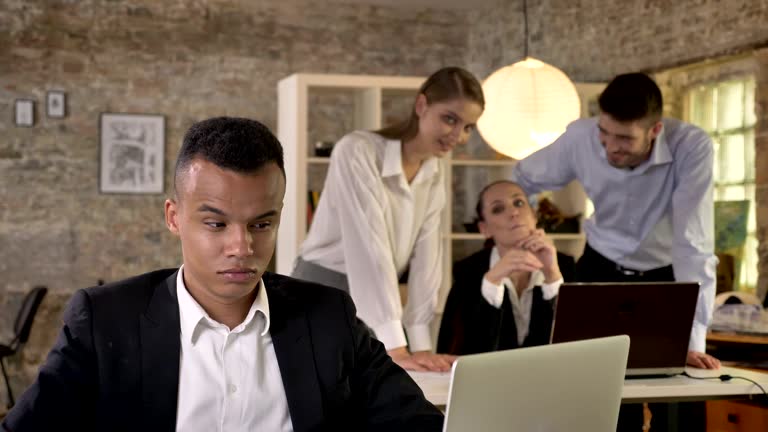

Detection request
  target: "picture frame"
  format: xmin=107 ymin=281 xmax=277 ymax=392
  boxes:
xmin=46 ymin=91 xmax=66 ymax=118
xmin=14 ymin=99 xmax=35 ymax=127
xmin=99 ymin=113 xmax=165 ymax=194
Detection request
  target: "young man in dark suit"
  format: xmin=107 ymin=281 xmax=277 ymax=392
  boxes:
xmin=2 ymin=117 xmax=443 ymax=432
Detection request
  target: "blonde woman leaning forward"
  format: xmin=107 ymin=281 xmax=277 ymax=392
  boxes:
xmin=293 ymin=67 xmax=485 ymax=372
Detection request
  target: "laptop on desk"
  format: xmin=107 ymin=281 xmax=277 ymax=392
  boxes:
xmin=442 ymin=336 xmax=629 ymax=432
xmin=551 ymin=282 xmax=699 ymax=377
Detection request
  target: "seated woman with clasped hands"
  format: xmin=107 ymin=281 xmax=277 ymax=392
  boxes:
xmin=438 ymin=180 xmax=574 ymax=355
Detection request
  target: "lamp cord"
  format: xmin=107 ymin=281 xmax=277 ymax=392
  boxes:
xmin=522 ymin=0 xmax=529 ymax=58
xmin=681 ymin=371 xmax=768 ymax=401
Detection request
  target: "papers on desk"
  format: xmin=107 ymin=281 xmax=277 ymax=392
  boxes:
xmin=710 ymin=304 xmax=768 ymax=334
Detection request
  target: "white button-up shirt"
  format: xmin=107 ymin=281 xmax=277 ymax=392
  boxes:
xmin=300 ymin=131 xmax=444 ymax=352
xmin=511 ymin=118 xmax=717 ymax=352
xmin=480 ymin=247 xmax=563 ymax=345
xmin=175 ymin=267 xmax=293 ymax=432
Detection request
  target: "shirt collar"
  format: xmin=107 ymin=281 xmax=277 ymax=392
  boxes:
xmin=381 ymin=139 xmax=404 ymax=178
xmin=380 ymin=138 xmax=439 ymax=183
xmin=489 ymin=246 xmax=543 ymax=292
xmin=176 ymin=265 xmax=271 ymax=345
xmin=646 ymin=123 xmax=673 ymax=166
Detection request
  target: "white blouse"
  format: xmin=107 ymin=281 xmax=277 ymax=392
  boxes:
xmin=300 ymin=131 xmax=444 ymax=352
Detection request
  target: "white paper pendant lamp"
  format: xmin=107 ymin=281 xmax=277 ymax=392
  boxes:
xmin=477 ymin=57 xmax=581 ymax=160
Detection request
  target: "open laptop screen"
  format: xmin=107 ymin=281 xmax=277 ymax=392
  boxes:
xmin=443 ymin=336 xmax=629 ymax=432
xmin=551 ymin=282 xmax=699 ymax=376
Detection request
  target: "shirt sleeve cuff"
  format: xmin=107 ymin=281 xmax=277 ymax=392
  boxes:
xmin=481 ymin=277 xmax=506 ymax=308
xmin=540 ymin=277 xmax=563 ymax=300
xmin=688 ymin=322 xmax=707 ymax=353
xmin=373 ymin=320 xmax=408 ymax=351
xmin=405 ymin=324 xmax=432 ymax=352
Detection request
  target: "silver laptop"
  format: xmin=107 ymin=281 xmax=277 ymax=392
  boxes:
xmin=551 ymin=282 xmax=699 ymax=376
xmin=443 ymin=335 xmax=630 ymax=432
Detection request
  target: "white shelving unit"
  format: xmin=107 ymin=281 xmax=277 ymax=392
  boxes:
xmin=276 ymin=73 xmax=601 ymax=318
xmin=276 ymin=73 xmax=426 ymax=275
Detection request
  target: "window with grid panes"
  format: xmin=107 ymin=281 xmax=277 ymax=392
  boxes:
xmin=685 ymin=77 xmax=756 ymax=291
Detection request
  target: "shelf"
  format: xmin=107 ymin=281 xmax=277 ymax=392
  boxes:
xmin=309 ymin=157 xmax=515 ymax=166
xmin=284 ymin=73 xmax=426 ymax=90
xmin=450 ymin=159 xmax=516 ymax=167
xmin=310 ymin=158 xmax=515 ymax=166
xmin=308 ymin=157 xmax=331 ymax=164
xmin=447 ymin=232 xmax=585 ymax=241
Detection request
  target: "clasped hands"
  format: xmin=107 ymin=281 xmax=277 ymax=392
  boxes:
xmin=484 ymin=228 xmax=562 ymax=285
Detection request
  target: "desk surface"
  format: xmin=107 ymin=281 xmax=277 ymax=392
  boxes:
xmin=707 ymin=331 xmax=768 ymax=345
xmin=409 ymin=366 xmax=768 ymax=406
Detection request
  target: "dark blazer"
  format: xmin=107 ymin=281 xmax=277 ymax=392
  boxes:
xmin=437 ymin=248 xmax=575 ymax=355
xmin=3 ymin=269 xmax=442 ymax=432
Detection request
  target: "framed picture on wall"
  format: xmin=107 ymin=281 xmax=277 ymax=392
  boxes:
xmin=99 ymin=113 xmax=165 ymax=194
xmin=46 ymin=91 xmax=66 ymax=118
xmin=14 ymin=99 xmax=35 ymax=127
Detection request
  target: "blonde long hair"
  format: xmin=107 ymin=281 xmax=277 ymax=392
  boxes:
xmin=376 ymin=67 xmax=484 ymax=141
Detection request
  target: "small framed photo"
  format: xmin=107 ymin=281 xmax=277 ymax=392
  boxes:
xmin=100 ymin=113 xmax=165 ymax=194
xmin=46 ymin=91 xmax=66 ymax=118
xmin=14 ymin=99 xmax=35 ymax=127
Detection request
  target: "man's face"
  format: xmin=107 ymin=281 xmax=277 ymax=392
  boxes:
xmin=598 ymin=113 xmax=661 ymax=169
xmin=165 ymin=159 xmax=285 ymax=306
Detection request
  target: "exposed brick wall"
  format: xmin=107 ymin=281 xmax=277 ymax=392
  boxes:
xmin=466 ymin=0 xmax=518 ymax=81
xmin=527 ymin=0 xmax=768 ymax=82
xmin=469 ymin=0 xmax=768 ymax=83
xmin=0 ymin=0 xmax=468 ymax=409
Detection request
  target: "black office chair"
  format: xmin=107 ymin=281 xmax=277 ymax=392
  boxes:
xmin=0 ymin=285 xmax=47 ymax=409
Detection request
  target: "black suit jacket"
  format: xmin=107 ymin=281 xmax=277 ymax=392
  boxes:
xmin=3 ymin=269 xmax=442 ymax=432
xmin=437 ymin=248 xmax=575 ymax=355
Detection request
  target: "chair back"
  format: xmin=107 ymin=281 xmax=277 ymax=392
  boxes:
xmin=13 ymin=286 xmax=48 ymax=347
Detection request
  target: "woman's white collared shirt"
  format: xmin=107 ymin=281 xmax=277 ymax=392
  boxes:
xmin=299 ymin=131 xmax=445 ymax=352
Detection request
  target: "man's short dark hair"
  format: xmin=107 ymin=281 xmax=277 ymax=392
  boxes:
xmin=598 ymin=73 xmax=663 ymax=123
xmin=174 ymin=117 xmax=285 ymax=194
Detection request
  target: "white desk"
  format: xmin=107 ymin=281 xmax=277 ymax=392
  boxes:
xmin=409 ymin=366 xmax=768 ymax=406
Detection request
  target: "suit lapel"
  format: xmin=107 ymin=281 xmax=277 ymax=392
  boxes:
xmin=266 ymin=274 xmax=324 ymax=432
xmin=140 ymin=271 xmax=182 ymax=430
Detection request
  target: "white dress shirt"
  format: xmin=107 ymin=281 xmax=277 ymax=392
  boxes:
xmin=300 ymin=131 xmax=444 ymax=351
xmin=510 ymin=118 xmax=718 ymax=352
xmin=480 ymin=247 xmax=563 ymax=345
xmin=175 ymin=267 xmax=293 ymax=432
